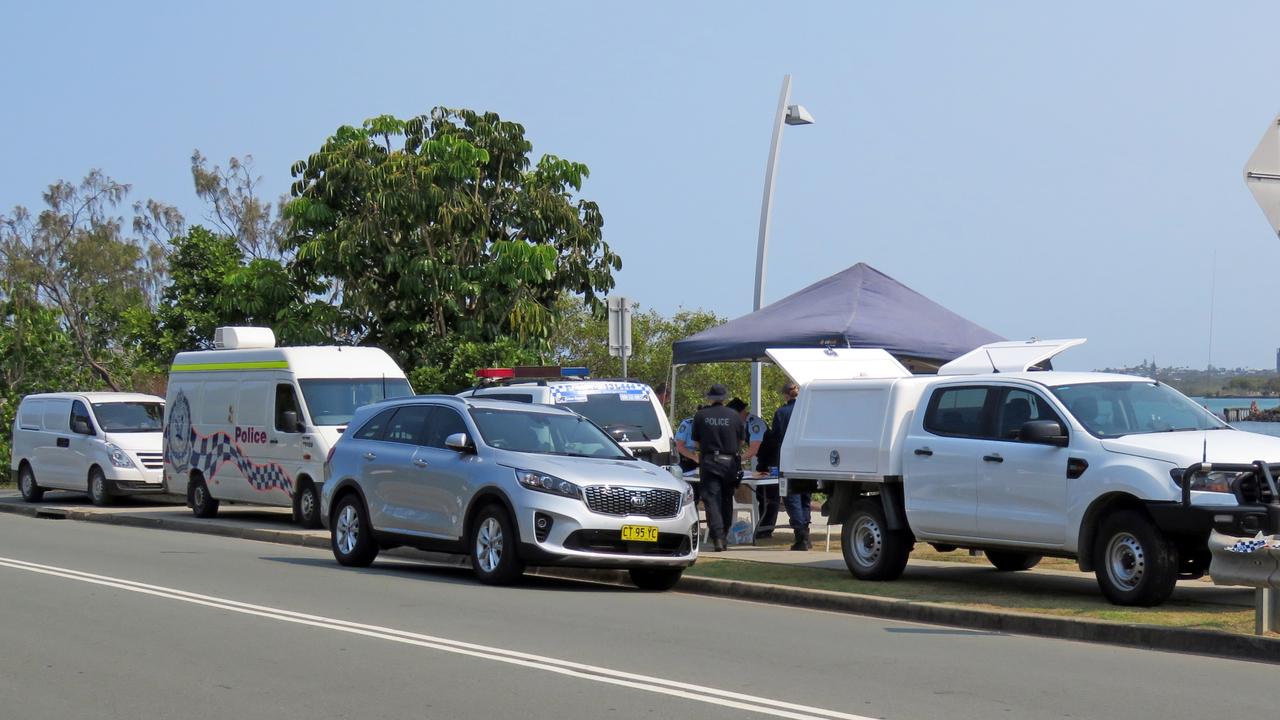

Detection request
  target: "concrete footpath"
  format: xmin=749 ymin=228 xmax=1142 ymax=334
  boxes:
xmin=1 ymin=490 xmax=1276 ymax=663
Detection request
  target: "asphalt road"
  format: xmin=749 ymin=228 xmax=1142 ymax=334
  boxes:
xmin=0 ymin=513 xmax=1273 ymax=720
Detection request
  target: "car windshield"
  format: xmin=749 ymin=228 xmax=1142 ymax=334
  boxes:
xmin=298 ymin=378 xmax=414 ymax=426
xmin=92 ymin=402 xmax=164 ymax=432
xmin=1050 ymin=381 xmax=1227 ymax=439
xmin=554 ymin=392 xmax=661 ymax=442
xmin=469 ymin=408 xmax=632 ymax=459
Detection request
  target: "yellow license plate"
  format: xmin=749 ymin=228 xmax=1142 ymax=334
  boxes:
xmin=620 ymin=525 xmax=659 ymax=542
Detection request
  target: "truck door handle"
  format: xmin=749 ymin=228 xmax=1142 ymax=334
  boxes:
xmin=269 ymin=439 xmax=279 ymax=444
xmin=57 ymin=438 xmax=70 ymax=448
xmin=413 ymin=458 xmax=429 ymax=468
xmin=983 ymin=454 xmax=1004 ymax=463
xmin=914 ymin=447 xmax=933 ymax=456
xmin=363 ymin=452 xmax=376 ymax=461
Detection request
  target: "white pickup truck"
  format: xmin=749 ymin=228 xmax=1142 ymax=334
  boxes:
xmin=773 ymin=340 xmax=1280 ymax=606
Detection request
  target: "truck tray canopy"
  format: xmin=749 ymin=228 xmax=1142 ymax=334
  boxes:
xmin=936 ymin=339 xmax=1086 ymax=376
xmin=766 ymin=348 xmax=911 ymax=385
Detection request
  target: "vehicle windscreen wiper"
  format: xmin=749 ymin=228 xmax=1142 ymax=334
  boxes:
xmin=603 ymin=423 xmax=652 ymax=441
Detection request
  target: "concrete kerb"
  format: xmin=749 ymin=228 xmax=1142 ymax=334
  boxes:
xmin=1 ymin=499 xmax=1277 ymax=663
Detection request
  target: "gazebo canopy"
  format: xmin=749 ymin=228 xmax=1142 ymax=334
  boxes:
xmin=672 ymin=263 xmax=1003 ymax=370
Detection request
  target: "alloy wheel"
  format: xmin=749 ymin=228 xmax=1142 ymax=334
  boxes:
xmin=336 ymin=504 xmax=360 ymax=556
xmin=476 ymin=517 xmax=504 ymax=573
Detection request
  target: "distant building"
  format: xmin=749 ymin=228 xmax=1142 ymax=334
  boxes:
xmin=1275 ymin=347 xmax=1280 ymax=374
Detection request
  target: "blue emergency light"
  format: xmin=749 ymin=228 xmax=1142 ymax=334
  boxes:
xmin=560 ymin=367 xmax=590 ymax=378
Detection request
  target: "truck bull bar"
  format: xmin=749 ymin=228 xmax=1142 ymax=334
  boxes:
xmin=1179 ymin=461 xmax=1280 ymax=537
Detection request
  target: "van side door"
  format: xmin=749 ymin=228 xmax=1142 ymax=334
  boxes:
xmin=975 ymin=386 xmax=1070 ymax=547
xmin=39 ymin=399 xmax=76 ymax=489
xmin=903 ymin=385 xmax=999 ymax=538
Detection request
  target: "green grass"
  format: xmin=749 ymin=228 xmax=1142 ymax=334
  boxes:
xmin=686 ymin=558 xmax=1260 ymax=635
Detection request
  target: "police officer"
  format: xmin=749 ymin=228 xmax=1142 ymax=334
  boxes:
xmin=691 ymin=384 xmax=744 ymax=552
xmin=773 ymin=380 xmax=814 ymax=551
xmin=727 ymin=397 xmax=777 ymax=539
xmin=673 ymin=410 xmax=701 ymax=503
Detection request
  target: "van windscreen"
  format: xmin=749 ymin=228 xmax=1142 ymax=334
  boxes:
xmin=299 ymin=378 xmax=414 ymax=426
xmin=92 ymin=403 xmax=164 ymax=432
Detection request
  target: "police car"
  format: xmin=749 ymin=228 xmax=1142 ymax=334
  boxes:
xmin=460 ymin=367 xmax=675 ymax=466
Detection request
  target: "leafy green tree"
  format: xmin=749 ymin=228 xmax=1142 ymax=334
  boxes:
xmin=284 ymin=108 xmax=621 ymax=368
xmin=0 ymin=171 xmax=178 ymax=390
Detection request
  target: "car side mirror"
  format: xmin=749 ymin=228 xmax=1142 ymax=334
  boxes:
xmin=1021 ymin=420 xmax=1068 ymax=447
xmin=282 ymin=410 xmax=304 ymax=433
xmin=72 ymin=419 xmax=93 ymax=435
xmin=445 ymin=432 xmax=475 ymax=453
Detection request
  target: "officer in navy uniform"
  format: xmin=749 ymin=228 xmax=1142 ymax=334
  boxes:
xmin=727 ymin=397 xmax=777 ymax=539
xmin=691 ymin=384 xmax=745 ymax=552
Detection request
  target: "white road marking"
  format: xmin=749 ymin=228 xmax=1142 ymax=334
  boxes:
xmin=0 ymin=556 xmax=875 ymax=720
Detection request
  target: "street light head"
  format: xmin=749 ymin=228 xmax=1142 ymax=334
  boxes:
xmin=785 ymin=104 xmax=815 ymax=126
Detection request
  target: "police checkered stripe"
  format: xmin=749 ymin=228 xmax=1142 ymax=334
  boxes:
xmin=1226 ymin=538 xmax=1280 ymax=553
xmin=188 ymin=429 xmax=293 ymax=496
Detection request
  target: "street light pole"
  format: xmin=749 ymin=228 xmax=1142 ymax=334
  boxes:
xmin=751 ymin=74 xmax=813 ymax=415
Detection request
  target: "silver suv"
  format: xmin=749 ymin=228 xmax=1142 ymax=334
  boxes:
xmin=320 ymin=396 xmax=699 ymax=589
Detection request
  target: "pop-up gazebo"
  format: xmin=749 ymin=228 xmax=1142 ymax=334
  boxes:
xmin=668 ymin=263 xmax=1004 ymax=415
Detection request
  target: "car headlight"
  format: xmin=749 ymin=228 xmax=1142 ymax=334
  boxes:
xmin=515 ymin=469 xmax=582 ymax=500
xmin=106 ymin=443 xmax=135 ymax=469
xmin=1172 ymin=468 xmax=1236 ymax=494
xmin=682 ymin=483 xmax=695 ymax=506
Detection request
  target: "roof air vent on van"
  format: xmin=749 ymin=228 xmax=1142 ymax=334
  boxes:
xmin=213 ymin=326 xmax=277 ymax=350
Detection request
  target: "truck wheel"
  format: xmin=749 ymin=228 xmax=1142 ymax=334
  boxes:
xmin=18 ymin=464 xmax=43 ymax=503
xmin=985 ymin=550 xmax=1041 ymax=572
xmin=1093 ymin=511 xmax=1178 ymax=606
xmin=88 ymin=467 xmax=113 ymax=507
xmin=842 ymin=499 xmax=912 ymax=581
xmin=190 ymin=476 xmax=219 ymax=519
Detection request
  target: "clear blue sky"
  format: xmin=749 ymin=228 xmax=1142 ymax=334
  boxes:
xmin=4 ymin=1 xmax=1280 ymax=371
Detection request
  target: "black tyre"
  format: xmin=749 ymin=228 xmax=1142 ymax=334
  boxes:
xmin=629 ymin=567 xmax=685 ymax=591
xmin=985 ymin=550 xmax=1042 ymax=572
xmin=470 ymin=504 xmax=525 ymax=585
xmin=88 ymin=467 xmax=113 ymax=507
xmin=1093 ymin=510 xmax=1178 ymax=607
xmin=190 ymin=476 xmax=219 ymax=519
xmin=294 ymin=481 xmax=322 ymax=529
xmin=842 ymin=499 xmax=913 ymax=581
xmin=331 ymin=493 xmax=378 ymax=567
xmin=18 ymin=464 xmax=43 ymax=503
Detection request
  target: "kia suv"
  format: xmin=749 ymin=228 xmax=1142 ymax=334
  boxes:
xmin=321 ymin=396 xmax=698 ymax=589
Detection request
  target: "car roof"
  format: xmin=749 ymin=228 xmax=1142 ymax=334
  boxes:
xmin=361 ymin=394 xmax=577 ymax=416
xmin=931 ymin=371 xmax=1150 ymax=387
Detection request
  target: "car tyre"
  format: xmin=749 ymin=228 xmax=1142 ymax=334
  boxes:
xmin=842 ymin=498 xmax=913 ymax=581
xmin=470 ymin=504 xmax=525 ymax=585
xmin=295 ymin=482 xmax=322 ymax=529
xmin=331 ymin=494 xmax=378 ymax=567
xmin=1093 ymin=510 xmax=1178 ymax=607
xmin=18 ymin=464 xmax=43 ymax=503
xmin=629 ymin=567 xmax=684 ymax=591
xmin=190 ymin=476 xmax=219 ymax=519
xmin=88 ymin=467 xmax=113 ymax=507
xmin=985 ymin=550 xmax=1041 ymax=572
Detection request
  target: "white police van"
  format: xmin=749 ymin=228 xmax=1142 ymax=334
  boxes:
xmin=163 ymin=326 xmax=413 ymax=526
xmin=459 ymin=367 xmax=675 ymax=466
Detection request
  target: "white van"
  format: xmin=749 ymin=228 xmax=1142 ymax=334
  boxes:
xmin=459 ymin=368 xmax=675 ymax=466
xmin=11 ymin=392 xmax=166 ymax=505
xmin=163 ymin=327 xmax=413 ymax=527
